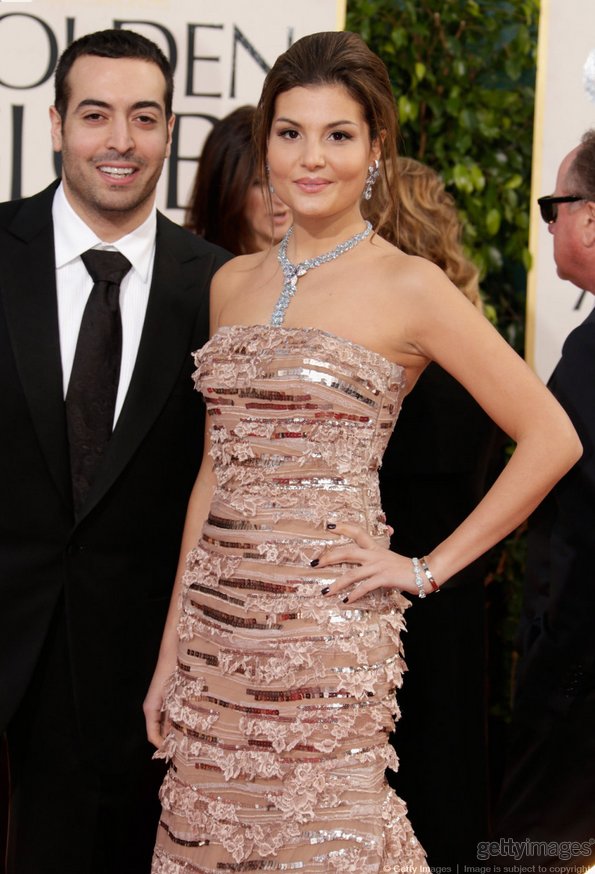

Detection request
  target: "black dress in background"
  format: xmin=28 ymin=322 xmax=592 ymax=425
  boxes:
xmin=380 ymin=362 xmax=505 ymax=869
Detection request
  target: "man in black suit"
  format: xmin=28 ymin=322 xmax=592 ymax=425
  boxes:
xmin=495 ymin=132 xmax=595 ymax=866
xmin=0 ymin=30 xmax=229 ymax=873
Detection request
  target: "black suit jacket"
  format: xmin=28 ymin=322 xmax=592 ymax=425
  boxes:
xmin=0 ymin=182 xmax=230 ymax=770
xmin=494 ymin=307 xmax=595 ymax=846
xmin=518 ymin=305 xmax=595 ymax=696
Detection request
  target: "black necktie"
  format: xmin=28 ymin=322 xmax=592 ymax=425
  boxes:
xmin=66 ymin=248 xmax=131 ymax=513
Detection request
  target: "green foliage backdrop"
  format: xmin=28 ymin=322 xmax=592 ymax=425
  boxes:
xmin=346 ymin=0 xmax=539 ymax=352
xmin=345 ymin=0 xmax=540 ymax=725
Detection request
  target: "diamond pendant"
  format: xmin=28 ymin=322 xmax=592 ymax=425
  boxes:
xmin=271 ymin=221 xmax=373 ymax=327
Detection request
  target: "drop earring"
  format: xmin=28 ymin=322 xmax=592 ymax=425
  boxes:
xmin=266 ymin=163 xmax=274 ymax=194
xmin=363 ymin=159 xmax=380 ymax=201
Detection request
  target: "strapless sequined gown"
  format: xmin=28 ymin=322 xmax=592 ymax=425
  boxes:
xmin=152 ymin=325 xmax=426 ymax=873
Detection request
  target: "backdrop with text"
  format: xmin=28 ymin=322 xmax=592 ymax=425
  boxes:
xmin=528 ymin=0 xmax=595 ymax=380
xmin=0 ymin=0 xmax=343 ymax=224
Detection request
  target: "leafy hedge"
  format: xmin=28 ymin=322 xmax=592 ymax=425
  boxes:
xmin=346 ymin=0 xmax=540 ymax=728
xmin=346 ymin=0 xmax=539 ymax=351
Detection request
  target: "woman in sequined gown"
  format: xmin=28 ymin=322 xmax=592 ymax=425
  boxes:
xmin=145 ymin=32 xmax=581 ymax=874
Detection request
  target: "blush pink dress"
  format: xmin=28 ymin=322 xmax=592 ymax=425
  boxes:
xmin=152 ymin=325 xmax=427 ymax=873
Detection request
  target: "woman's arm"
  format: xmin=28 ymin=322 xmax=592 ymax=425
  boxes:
xmin=144 ymin=266 xmax=232 ymax=748
xmin=316 ymin=260 xmax=582 ymax=601
xmin=143 ymin=424 xmax=216 ymax=747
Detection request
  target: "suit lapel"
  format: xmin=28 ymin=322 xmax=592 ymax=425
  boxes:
xmin=1 ymin=182 xmax=72 ymax=508
xmin=79 ymin=213 xmax=208 ymax=520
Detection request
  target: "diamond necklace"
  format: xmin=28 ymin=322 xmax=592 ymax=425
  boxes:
xmin=271 ymin=221 xmax=373 ymax=327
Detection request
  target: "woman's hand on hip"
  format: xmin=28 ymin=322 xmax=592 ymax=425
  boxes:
xmin=314 ymin=521 xmax=431 ymax=602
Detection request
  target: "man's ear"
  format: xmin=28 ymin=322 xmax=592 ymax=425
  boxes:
xmin=583 ymin=200 xmax=595 ymax=247
xmin=49 ymin=106 xmax=63 ymax=153
xmin=165 ymin=113 xmax=175 ymax=159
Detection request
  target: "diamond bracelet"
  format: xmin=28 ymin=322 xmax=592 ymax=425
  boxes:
xmin=411 ymin=557 xmax=426 ymax=599
xmin=411 ymin=556 xmax=440 ymax=598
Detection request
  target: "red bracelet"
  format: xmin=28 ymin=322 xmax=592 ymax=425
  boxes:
xmin=420 ymin=556 xmax=440 ymax=592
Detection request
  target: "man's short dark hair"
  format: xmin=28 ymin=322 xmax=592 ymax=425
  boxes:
xmin=54 ymin=29 xmax=174 ymax=120
xmin=569 ymin=129 xmax=595 ymax=200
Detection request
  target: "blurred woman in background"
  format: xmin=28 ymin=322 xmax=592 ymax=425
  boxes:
xmin=185 ymin=105 xmax=291 ymax=254
xmin=370 ymin=157 xmax=504 ymax=868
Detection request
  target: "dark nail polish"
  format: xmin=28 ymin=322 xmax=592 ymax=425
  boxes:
xmin=310 ymin=558 xmax=319 ymax=567
xmin=321 ymin=587 xmax=330 ymax=595
xmin=326 ymin=523 xmax=336 ymax=530
xmin=342 ymin=596 xmax=349 ymax=603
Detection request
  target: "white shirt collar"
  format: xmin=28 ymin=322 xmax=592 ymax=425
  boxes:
xmin=52 ymin=182 xmax=157 ymax=282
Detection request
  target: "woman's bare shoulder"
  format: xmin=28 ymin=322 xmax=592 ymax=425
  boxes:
xmin=368 ymin=237 xmax=454 ymax=299
xmin=210 ymin=249 xmax=277 ymax=328
xmin=213 ymin=250 xmax=270 ymax=281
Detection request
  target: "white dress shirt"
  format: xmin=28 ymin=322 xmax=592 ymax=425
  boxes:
xmin=52 ymin=183 xmax=156 ymax=424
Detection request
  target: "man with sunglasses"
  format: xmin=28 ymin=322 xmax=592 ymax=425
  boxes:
xmin=495 ymin=132 xmax=595 ymax=862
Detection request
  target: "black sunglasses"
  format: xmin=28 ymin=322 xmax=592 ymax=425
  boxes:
xmin=537 ymin=194 xmax=584 ymax=224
